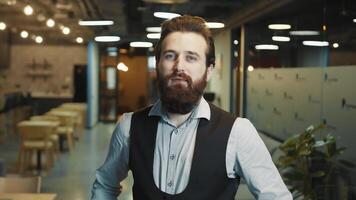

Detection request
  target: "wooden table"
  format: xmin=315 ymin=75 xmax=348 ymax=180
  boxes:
xmin=17 ymin=120 xmax=60 ymax=127
xmin=0 ymin=193 xmax=57 ymax=200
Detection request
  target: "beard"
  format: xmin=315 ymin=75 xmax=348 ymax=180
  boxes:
xmin=157 ymin=69 xmax=207 ymax=114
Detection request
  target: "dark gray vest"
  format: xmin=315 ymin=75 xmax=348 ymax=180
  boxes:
xmin=129 ymin=103 xmax=240 ymax=200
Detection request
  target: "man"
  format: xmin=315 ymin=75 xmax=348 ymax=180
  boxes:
xmin=91 ymin=15 xmax=292 ymax=200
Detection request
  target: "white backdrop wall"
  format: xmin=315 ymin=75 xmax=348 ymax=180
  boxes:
xmin=246 ymin=66 xmax=356 ymax=162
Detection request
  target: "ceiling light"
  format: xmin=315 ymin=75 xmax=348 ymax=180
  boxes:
xmin=130 ymin=41 xmax=153 ymax=48
xmin=332 ymin=43 xmax=339 ymax=48
xmin=302 ymin=40 xmax=329 ymax=47
xmin=35 ymin=36 xmax=43 ymax=43
xmin=0 ymin=22 xmax=6 ymax=30
xmin=147 ymin=33 xmax=161 ymax=39
xmin=255 ymin=44 xmax=279 ymax=50
xmin=76 ymin=37 xmax=83 ymax=43
xmin=247 ymin=65 xmax=254 ymax=72
xmin=206 ymin=22 xmax=225 ymax=29
xmin=62 ymin=27 xmax=70 ymax=35
xmin=24 ymin=5 xmax=33 ymax=15
xmin=153 ymin=12 xmax=180 ymax=19
xmin=20 ymin=30 xmax=28 ymax=38
xmin=78 ymin=20 xmax=114 ymax=26
xmin=7 ymin=0 xmax=16 ymax=6
xmin=95 ymin=36 xmax=120 ymax=42
xmin=268 ymin=24 xmax=291 ymax=30
xmin=46 ymin=18 xmax=55 ymax=27
xmin=353 ymin=19 xmax=356 ymax=23
xmin=233 ymin=40 xmax=238 ymax=45
xmin=37 ymin=14 xmax=46 ymax=22
xmin=146 ymin=27 xmax=161 ymax=32
xmin=289 ymin=30 xmax=320 ymax=36
xmin=272 ymin=36 xmax=290 ymax=42
xmin=117 ymin=62 xmax=128 ymax=72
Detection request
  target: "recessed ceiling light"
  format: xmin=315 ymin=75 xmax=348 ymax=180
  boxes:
xmin=353 ymin=18 xmax=356 ymax=23
xmin=147 ymin=33 xmax=161 ymax=39
xmin=302 ymin=40 xmax=329 ymax=47
xmin=62 ymin=27 xmax=70 ymax=35
xmin=233 ymin=40 xmax=238 ymax=45
xmin=272 ymin=36 xmax=290 ymax=42
xmin=24 ymin=5 xmax=33 ymax=15
xmin=76 ymin=37 xmax=83 ymax=43
xmin=289 ymin=30 xmax=320 ymax=36
xmin=35 ymin=36 xmax=43 ymax=43
xmin=0 ymin=22 xmax=6 ymax=30
xmin=146 ymin=27 xmax=161 ymax=32
xmin=247 ymin=65 xmax=254 ymax=72
xmin=332 ymin=43 xmax=339 ymax=48
xmin=46 ymin=18 xmax=55 ymax=27
xmin=153 ymin=12 xmax=180 ymax=19
xmin=78 ymin=20 xmax=114 ymax=26
xmin=130 ymin=41 xmax=153 ymax=48
xmin=117 ymin=62 xmax=128 ymax=72
xmin=255 ymin=44 xmax=279 ymax=50
xmin=268 ymin=24 xmax=291 ymax=30
xmin=20 ymin=30 xmax=29 ymax=38
xmin=206 ymin=22 xmax=224 ymax=29
xmin=95 ymin=36 xmax=120 ymax=42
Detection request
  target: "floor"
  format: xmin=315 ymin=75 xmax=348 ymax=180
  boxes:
xmin=0 ymin=122 xmax=255 ymax=200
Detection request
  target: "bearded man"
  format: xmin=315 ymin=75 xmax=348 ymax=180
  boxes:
xmin=91 ymin=15 xmax=292 ymax=200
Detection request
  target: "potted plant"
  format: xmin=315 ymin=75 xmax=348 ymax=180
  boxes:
xmin=277 ymin=124 xmax=355 ymax=199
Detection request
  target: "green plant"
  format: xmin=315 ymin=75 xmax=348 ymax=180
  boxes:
xmin=277 ymin=124 xmax=355 ymax=199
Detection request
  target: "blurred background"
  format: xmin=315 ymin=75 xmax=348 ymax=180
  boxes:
xmin=0 ymin=0 xmax=356 ymax=199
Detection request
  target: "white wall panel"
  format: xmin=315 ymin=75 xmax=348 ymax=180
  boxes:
xmin=323 ymin=66 xmax=356 ymax=162
xmin=246 ymin=66 xmax=356 ymax=161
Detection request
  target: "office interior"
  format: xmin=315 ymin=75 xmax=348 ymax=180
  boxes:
xmin=0 ymin=0 xmax=356 ymax=199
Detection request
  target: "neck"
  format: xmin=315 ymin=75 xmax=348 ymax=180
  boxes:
xmin=166 ymin=112 xmax=192 ymax=127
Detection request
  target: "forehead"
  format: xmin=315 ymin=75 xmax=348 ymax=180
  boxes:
xmin=161 ymin=32 xmax=208 ymax=56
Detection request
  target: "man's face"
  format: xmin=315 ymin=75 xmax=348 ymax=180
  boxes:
xmin=156 ymin=32 xmax=213 ymax=114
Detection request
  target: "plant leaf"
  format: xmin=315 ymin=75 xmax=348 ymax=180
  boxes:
xmin=311 ymin=171 xmax=325 ymax=178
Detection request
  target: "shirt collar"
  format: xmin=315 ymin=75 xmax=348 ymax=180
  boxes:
xmin=148 ymin=97 xmax=211 ymax=121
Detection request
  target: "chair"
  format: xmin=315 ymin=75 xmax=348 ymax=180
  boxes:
xmin=47 ymin=111 xmax=76 ymax=152
xmin=30 ymin=115 xmax=61 ymax=155
xmin=0 ymin=176 xmax=42 ymax=193
xmin=17 ymin=122 xmax=56 ymax=174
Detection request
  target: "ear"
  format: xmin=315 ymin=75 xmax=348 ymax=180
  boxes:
xmin=205 ymin=64 xmax=214 ymax=81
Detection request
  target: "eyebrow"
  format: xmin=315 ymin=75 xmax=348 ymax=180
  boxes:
xmin=185 ymin=51 xmax=200 ymax=58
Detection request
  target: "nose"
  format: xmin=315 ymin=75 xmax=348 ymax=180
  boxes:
xmin=173 ymin=55 xmax=185 ymax=72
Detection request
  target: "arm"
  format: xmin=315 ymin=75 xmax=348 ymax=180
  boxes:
xmin=91 ymin=113 xmax=133 ymax=200
xmin=233 ymin=118 xmax=292 ymax=200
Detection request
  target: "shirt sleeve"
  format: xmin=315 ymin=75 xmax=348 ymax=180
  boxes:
xmin=232 ymin=118 xmax=292 ymax=200
xmin=91 ymin=112 xmax=133 ymax=200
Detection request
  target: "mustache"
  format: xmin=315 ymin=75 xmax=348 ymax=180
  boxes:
xmin=165 ymin=72 xmax=193 ymax=85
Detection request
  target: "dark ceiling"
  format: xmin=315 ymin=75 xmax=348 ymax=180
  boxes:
xmin=0 ymin=0 xmax=355 ymax=49
xmin=0 ymin=0 xmax=252 ymax=46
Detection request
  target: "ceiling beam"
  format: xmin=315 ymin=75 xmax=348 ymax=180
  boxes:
xmin=225 ymin=0 xmax=295 ymax=29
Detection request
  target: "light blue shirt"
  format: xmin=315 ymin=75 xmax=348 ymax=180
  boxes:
xmin=91 ymin=98 xmax=292 ymax=200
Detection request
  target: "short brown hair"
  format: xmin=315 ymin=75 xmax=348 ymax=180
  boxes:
xmin=154 ymin=15 xmax=215 ymax=68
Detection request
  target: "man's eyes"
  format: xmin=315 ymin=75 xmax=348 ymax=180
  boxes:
xmin=164 ymin=53 xmax=176 ymax=60
xmin=163 ymin=52 xmax=198 ymax=62
xmin=186 ymin=55 xmax=197 ymax=62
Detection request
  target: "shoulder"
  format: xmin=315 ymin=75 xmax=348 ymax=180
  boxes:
xmin=231 ymin=118 xmax=258 ymax=135
xmin=114 ymin=112 xmax=134 ymax=140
